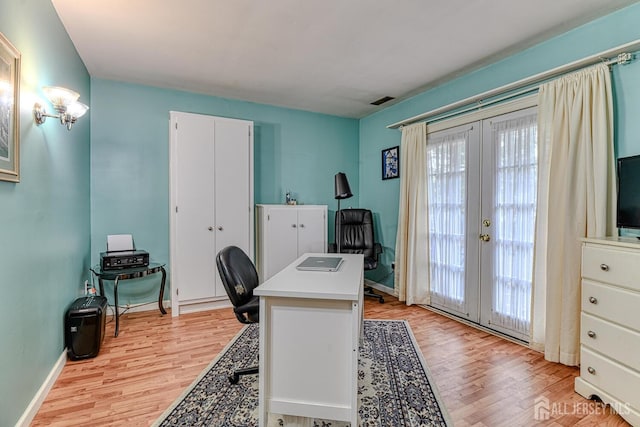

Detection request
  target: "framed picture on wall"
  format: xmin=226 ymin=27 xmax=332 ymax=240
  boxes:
xmin=382 ymin=146 xmax=399 ymax=180
xmin=0 ymin=32 xmax=20 ymax=182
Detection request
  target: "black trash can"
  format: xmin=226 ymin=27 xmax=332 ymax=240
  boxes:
xmin=65 ymin=296 xmax=108 ymax=360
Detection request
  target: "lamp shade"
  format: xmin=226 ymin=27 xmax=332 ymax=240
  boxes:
xmin=334 ymin=172 xmax=353 ymax=200
xmin=42 ymin=86 xmax=80 ymax=111
xmin=66 ymin=101 xmax=89 ymax=119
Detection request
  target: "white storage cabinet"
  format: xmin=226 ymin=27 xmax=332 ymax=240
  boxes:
xmin=255 ymin=204 xmax=327 ymax=281
xmin=169 ymin=111 xmax=254 ymax=315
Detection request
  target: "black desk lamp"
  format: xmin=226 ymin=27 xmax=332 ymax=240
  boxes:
xmin=334 ymin=172 xmax=353 ymax=253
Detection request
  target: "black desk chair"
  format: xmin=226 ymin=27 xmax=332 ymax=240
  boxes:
xmin=215 ymin=245 xmax=260 ymax=384
xmin=330 ymin=208 xmax=385 ymax=303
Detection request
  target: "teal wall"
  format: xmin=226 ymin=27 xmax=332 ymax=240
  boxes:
xmin=5 ymin=1 xmax=640 ymax=424
xmin=0 ymin=0 xmax=91 ymax=425
xmin=90 ymin=79 xmax=359 ymax=305
xmin=360 ymin=2 xmax=640 ymax=288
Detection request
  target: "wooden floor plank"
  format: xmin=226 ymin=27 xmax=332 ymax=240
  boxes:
xmin=31 ymin=296 xmax=630 ymax=426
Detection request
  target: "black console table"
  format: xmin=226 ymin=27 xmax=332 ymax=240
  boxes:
xmin=90 ymin=262 xmax=167 ymax=337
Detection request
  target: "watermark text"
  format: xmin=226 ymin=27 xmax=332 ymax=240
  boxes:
xmin=533 ymin=396 xmax=631 ymax=421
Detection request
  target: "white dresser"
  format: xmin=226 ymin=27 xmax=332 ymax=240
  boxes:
xmin=575 ymin=237 xmax=640 ymax=426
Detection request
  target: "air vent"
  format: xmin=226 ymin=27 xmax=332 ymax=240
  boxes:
xmin=370 ymin=96 xmax=395 ymax=106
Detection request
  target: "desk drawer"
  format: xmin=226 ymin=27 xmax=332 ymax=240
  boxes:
xmin=582 ymin=245 xmax=640 ymax=291
xmin=580 ymin=347 xmax=640 ymax=410
xmin=582 ymin=280 xmax=640 ymax=332
xmin=581 ymin=313 xmax=640 ymax=371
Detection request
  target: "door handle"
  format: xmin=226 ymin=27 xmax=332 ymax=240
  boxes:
xmin=208 ymin=226 xmax=213 ymax=231
xmin=217 ymin=226 xmax=223 ymax=231
xmin=299 ymin=223 xmax=305 ymax=228
xmin=479 ymin=234 xmax=491 ymax=242
xmin=482 ymin=219 xmax=491 ymax=227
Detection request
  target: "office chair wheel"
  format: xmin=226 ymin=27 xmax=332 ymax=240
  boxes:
xmin=379 ymin=297 xmax=384 ymax=303
xmin=229 ymin=374 xmax=240 ymax=384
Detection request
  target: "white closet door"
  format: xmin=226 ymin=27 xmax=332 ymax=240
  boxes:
xmin=297 ymin=208 xmax=326 ymax=255
xmin=173 ymin=113 xmax=217 ymax=301
xmin=213 ymin=119 xmax=253 ymax=296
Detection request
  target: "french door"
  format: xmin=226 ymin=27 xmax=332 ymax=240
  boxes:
xmin=426 ymin=107 xmax=537 ymax=341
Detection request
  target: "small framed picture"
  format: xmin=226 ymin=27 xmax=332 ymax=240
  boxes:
xmin=382 ymin=146 xmax=399 ymax=180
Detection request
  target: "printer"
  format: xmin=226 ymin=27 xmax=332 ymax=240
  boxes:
xmin=100 ymin=234 xmax=149 ymax=270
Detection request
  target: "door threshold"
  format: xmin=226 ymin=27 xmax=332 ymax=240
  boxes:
xmin=418 ymin=304 xmax=532 ymax=349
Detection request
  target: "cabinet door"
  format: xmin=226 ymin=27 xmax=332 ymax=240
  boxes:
xmin=213 ymin=119 xmax=252 ymax=296
xmin=297 ymin=208 xmax=326 ymax=255
xmin=174 ymin=113 xmax=217 ymax=301
xmin=265 ymin=207 xmax=299 ymax=279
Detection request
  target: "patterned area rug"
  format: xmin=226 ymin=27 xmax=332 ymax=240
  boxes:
xmin=154 ymin=320 xmax=451 ymax=426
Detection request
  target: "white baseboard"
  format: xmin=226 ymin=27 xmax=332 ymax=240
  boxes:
xmin=364 ymin=279 xmax=395 ymax=296
xmin=177 ymin=298 xmax=232 ymax=315
xmin=116 ymin=297 xmax=233 ymax=316
xmin=16 ymin=350 xmax=67 ymax=427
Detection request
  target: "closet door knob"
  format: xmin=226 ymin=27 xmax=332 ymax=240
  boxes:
xmin=217 ymin=226 xmax=223 ymax=231
xmin=208 ymin=226 xmax=213 ymax=231
xmin=588 ymin=296 xmax=598 ymax=304
xmin=587 ymin=367 xmax=596 ymax=375
xmin=587 ymin=330 xmax=596 ymax=338
xmin=292 ymin=224 xmax=297 ymax=228
xmin=600 ymin=264 xmax=609 ymax=271
xmin=299 ymin=223 xmax=305 ymax=228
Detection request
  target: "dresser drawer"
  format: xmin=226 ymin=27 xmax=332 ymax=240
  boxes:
xmin=581 ymin=347 xmax=640 ymax=410
xmin=582 ymin=245 xmax=640 ymax=291
xmin=582 ymin=280 xmax=640 ymax=332
xmin=581 ymin=313 xmax=640 ymax=371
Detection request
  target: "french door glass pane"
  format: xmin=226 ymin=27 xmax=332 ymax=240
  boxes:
xmin=427 ymin=129 xmax=469 ymax=314
xmin=490 ymin=114 xmax=537 ymax=335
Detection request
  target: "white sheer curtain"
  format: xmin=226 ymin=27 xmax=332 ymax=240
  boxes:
xmin=395 ymin=122 xmax=430 ymax=305
xmin=426 ymin=128 xmax=469 ymax=314
xmin=490 ymin=114 xmax=538 ymax=336
xmin=531 ymin=63 xmax=616 ymax=365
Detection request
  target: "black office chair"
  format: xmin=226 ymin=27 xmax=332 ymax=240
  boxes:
xmin=215 ymin=245 xmax=260 ymax=384
xmin=330 ymin=208 xmax=384 ymax=303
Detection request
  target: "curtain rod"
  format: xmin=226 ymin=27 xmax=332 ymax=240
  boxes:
xmin=387 ymin=38 xmax=640 ymax=130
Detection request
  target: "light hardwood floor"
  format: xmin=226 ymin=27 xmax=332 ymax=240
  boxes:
xmin=32 ymin=296 xmax=630 ymax=426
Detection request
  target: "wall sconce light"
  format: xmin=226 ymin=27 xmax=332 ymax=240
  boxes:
xmin=33 ymin=86 xmax=89 ymax=131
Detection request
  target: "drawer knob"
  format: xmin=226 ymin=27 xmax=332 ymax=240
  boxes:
xmin=587 ymin=366 xmax=596 ymax=375
xmin=588 ymin=296 xmax=598 ymax=304
xmin=587 ymin=330 xmax=596 ymax=338
xmin=599 ymin=264 xmax=609 ymax=271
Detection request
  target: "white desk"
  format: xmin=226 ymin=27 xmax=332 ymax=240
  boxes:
xmin=254 ymin=253 xmax=364 ymax=426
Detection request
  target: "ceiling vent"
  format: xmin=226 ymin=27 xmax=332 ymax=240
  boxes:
xmin=370 ymin=96 xmax=395 ymax=106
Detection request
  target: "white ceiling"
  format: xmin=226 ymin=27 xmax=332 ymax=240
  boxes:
xmin=51 ymin=0 xmax=637 ymax=118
